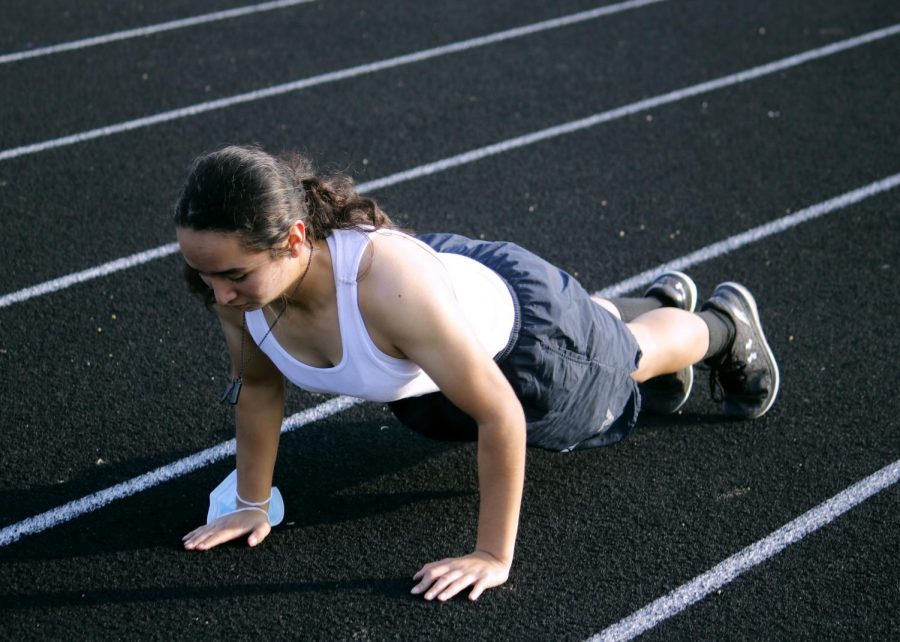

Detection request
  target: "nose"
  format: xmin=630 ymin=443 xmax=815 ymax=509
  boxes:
xmin=211 ymin=278 xmax=237 ymax=305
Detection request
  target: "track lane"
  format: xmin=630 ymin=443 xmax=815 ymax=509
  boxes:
xmin=2 ymin=0 xmax=899 ymax=638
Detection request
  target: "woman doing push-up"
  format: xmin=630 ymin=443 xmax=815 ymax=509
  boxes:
xmin=175 ymin=145 xmax=779 ymax=602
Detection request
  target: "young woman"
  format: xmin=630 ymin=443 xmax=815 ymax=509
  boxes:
xmin=176 ymin=145 xmax=779 ymax=602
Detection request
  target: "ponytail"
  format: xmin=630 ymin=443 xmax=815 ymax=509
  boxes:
xmin=285 ymin=153 xmax=392 ymax=240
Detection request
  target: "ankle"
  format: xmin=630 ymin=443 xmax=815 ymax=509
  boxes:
xmin=699 ymin=309 xmax=735 ymax=361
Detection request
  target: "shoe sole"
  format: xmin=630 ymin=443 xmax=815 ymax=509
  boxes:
xmin=641 ymin=270 xmax=697 ymax=414
xmin=653 ymin=363 xmax=693 ymax=414
xmin=716 ymin=281 xmax=781 ymax=418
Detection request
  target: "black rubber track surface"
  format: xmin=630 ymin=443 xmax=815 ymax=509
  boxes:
xmin=1 ymin=1 xmax=898 ymax=640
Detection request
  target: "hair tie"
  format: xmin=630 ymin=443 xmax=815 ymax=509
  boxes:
xmin=236 ymin=490 xmax=273 ymax=507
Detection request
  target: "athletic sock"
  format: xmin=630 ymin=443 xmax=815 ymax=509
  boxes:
xmin=699 ymin=309 xmax=736 ymax=361
xmin=608 ymin=297 xmax=664 ymax=322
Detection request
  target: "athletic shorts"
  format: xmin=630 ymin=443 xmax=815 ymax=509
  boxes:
xmin=387 ymin=233 xmax=642 ymax=452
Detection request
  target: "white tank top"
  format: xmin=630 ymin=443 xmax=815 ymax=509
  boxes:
xmin=245 ymin=229 xmax=515 ymax=402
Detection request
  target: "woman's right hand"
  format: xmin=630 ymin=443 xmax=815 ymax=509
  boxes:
xmin=183 ymin=509 xmax=272 ymax=551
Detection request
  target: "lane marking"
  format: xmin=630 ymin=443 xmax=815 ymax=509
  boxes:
xmin=1 ymin=172 xmax=898 ymax=545
xmin=594 ymin=172 xmax=900 ymax=297
xmin=0 ymin=243 xmax=180 ymax=308
xmin=3 ymin=166 xmax=898 ymax=311
xmin=0 ymin=0 xmax=319 ymax=65
xmin=588 ymin=458 xmax=900 ymax=642
xmin=356 ymin=22 xmax=900 ymax=193
xmin=0 ymin=396 xmax=360 ymax=547
xmin=2 ymin=22 xmax=899 ymax=310
xmin=0 ymin=0 xmax=666 ymax=162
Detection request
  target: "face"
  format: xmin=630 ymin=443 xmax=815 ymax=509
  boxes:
xmin=176 ymin=228 xmax=294 ymax=310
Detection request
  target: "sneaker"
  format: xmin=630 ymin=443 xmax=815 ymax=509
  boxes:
xmin=638 ymin=271 xmax=698 ymax=414
xmin=702 ymin=282 xmax=780 ymax=419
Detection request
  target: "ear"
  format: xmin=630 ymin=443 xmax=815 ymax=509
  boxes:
xmin=287 ymin=221 xmax=307 ymax=257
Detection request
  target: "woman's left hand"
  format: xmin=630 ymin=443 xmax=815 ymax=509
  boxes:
xmin=410 ymin=550 xmax=510 ymax=602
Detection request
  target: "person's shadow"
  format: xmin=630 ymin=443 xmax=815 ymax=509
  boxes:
xmin=0 ymin=576 xmax=421 ymax=612
xmin=0 ymin=416 xmax=469 ymax=564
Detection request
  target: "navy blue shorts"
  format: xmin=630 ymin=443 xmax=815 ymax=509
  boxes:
xmin=388 ymin=233 xmax=642 ymax=451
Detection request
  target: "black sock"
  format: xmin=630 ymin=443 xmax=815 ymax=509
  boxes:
xmin=608 ymin=297 xmax=664 ymax=322
xmin=699 ymin=309 xmax=736 ymax=361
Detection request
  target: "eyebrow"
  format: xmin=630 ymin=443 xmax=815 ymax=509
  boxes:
xmin=183 ymin=260 xmax=249 ymax=277
xmin=206 ymin=267 xmax=248 ymax=276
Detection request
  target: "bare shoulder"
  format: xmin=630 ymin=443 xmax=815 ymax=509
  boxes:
xmin=357 ymin=231 xmax=516 ymax=428
xmin=357 ymin=231 xmax=459 ymax=342
xmin=362 ymin=230 xmax=447 ymax=278
xmin=360 ymin=231 xmax=452 ymax=302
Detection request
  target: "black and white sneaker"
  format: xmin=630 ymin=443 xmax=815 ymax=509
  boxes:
xmin=702 ymin=282 xmax=780 ymax=419
xmin=638 ymin=271 xmax=698 ymax=414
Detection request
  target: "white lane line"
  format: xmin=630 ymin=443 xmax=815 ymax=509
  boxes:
xmin=0 ymin=243 xmax=180 ymax=308
xmin=1 ymin=26 xmax=897 ymax=312
xmin=0 ymin=0 xmax=318 ymax=65
xmin=358 ymin=22 xmax=900 ymax=193
xmin=4 ymin=164 xmax=899 ymax=312
xmin=594 ymin=172 xmax=900 ymax=298
xmin=589 ymin=458 xmax=900 ymax=642
xmin=2 ymin=172 xmax=898 ymax=546
xmin=0 ymin=0 xmax=666 ymax=162
xmin=0 ymin=396 xmax=360 ymax=547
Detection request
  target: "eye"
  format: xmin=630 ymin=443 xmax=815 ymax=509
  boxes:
xmin=230 ymin=273 xmax=249 ymax=283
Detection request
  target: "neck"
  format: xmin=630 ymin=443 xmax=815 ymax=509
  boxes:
xmin=280 ymin=238 xmax=328 ymax=312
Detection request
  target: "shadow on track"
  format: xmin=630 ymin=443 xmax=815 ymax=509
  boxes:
xmin=0 ymin=419 xmax=468 ymax=562
xmin=0 ymin=576 xmax=420 ymax=611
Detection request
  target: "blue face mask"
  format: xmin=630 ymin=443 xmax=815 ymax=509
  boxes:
xmin=206 ymin=469 xmax=285 ymax=526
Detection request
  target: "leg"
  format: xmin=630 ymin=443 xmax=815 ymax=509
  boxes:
xmin=597 ymin=279 xmax=779 ymax=419
xmin=625 ymin=308 xmax=709 ymax=382
xmin=595 ymin=272 xmax=699 ymax=414
xmin=592 ymin=295 xmax=622 ymax=319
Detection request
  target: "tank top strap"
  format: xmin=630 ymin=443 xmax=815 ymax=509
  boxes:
xmin=327 ymin=228 xmax=377 ymax=364
xmin=327 ymin=228 xmax=373 ymax=284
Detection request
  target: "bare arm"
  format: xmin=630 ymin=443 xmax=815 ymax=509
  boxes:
xmin=359 ymin=234 xmax=526 ymax=600
xmin=184 ymin=305 xmax=285 ymax=550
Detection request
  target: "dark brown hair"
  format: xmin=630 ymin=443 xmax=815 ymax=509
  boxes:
xmin=173 ymin=145 xmax=393 ymax=304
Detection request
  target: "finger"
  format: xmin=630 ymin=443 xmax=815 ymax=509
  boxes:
xmin=410 ymin=576 xmax=432 ymax=595
xmin=188 ymin=524 xmax=248 ymax=550
xmin=183 ymin=521 xmax=221 ymax=540
xmin=437 ymin=575 xmax=476 ymax=602
xmin=468 ymin=578 xmax=490 ymax=602
xmin=412 ymin=558 xmax=451 ymax=581
xmin=247 ymin=522 xmax=271 ymax=547
xmin=423 ymin=571 xmax=464 ymax=601
xmin=183 ymin=528 xmax=214 ymax=549
xmin=411 ymin=561 xmax=451 ymax=592
xmin=183 ymin=525 xmax=206 ymax=541
xmin=198 ymin=526 xmax=248 ymax=550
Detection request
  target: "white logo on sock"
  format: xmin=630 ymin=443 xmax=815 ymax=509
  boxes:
xmin=748 ymin=352 xmax=758 ymax=364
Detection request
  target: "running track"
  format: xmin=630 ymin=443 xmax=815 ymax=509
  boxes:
xmin=1 ymin=1 xmax=898 ymax=639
